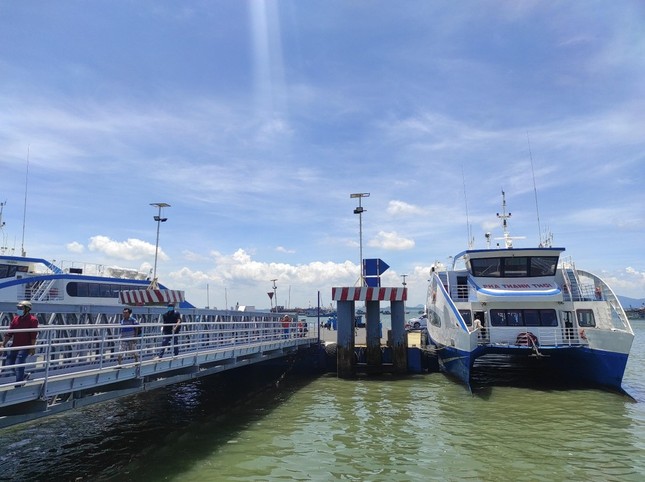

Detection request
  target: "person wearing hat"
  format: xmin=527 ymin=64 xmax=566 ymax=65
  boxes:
xmin=157 ymin=303 xmax=182 ymax=358
xmin=1 ymin=300 xmax=39 ymax=382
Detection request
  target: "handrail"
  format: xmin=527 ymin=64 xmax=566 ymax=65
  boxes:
xmin=0 ymin=317 xmax=315 ymax=389
xmin=576 ymin=269 xmax=632 ymax=333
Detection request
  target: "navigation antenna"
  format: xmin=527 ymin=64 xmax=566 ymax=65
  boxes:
xmin=526 ymin=133 xmax=544 ymax=246
xmin=497 ymin=190 xmax=513 ymax=248
xmin=462 ymin=165 xmax=474 ymax=248
xmin=21 ymin=146 xmax=30 ymax=257
xmin=0 ymin=201 xmax=7 ymax=254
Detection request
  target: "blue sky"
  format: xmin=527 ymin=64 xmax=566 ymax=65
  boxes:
xmin=1 ymin=1 xmax=644 ymax=309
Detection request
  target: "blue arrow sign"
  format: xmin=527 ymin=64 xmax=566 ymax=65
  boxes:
xmin=363 ymin=258 xmax=390 ymax=277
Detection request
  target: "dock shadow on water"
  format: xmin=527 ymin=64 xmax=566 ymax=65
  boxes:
xmin=0 ymin=361 xmax=311 ymax=482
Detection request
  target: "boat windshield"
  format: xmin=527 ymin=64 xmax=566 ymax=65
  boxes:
xmin=0 ymin=264 xmax=29 ymax=279
xmin=470 ymin=256 xmax=559 ymax=278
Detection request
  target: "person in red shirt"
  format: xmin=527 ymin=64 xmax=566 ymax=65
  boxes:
xmin=2 ymin=300 xmax=39 ymax=382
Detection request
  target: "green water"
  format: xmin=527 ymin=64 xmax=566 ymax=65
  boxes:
xmin=1 ymin=321 xmax=644 ymax=481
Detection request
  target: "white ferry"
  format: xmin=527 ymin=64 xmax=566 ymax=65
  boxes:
xmin=426 ymin=194 xmax=634 ymax=392
xmin=0 ymin=254 xmax=190 ymax=307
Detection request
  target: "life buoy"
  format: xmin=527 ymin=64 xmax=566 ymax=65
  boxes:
xmin=579 ymin=329 xmax=587 ymax=340
xmin=516 ymin=332 xmax=538 ymax=347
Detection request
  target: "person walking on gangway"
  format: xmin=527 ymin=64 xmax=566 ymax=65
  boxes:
xmin=117 ymin=307 xmax=140 ymax=366
xmin=1 ymin=300 xmax=39 ymax=383
xmin=157 ymin=303 xmax=182 ymax=358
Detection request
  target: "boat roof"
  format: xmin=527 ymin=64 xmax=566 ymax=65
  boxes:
xmin=0 ymin=254 xmax=64 ymax=273
xmin=453 ymin=247 xmax=565 ymax=266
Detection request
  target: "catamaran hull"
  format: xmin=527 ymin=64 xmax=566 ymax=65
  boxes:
xmin=431 ymin=339 xmax=629 ymax=391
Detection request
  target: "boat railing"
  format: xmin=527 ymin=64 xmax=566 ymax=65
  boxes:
xmin=23 ymin=279 xmax=64 ymax=302
xmin=484 ymin=326 xmax=586 ymax=348
xmin=576 ymin=269 xmax=632 ymax=333
xmin=0 ymin=316 xmax=316 ymax=389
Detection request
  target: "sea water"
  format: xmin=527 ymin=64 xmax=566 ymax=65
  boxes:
xmin=1 ymin=320 xmax=644 ymax=481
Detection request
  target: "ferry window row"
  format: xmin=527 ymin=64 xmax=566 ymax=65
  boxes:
xmin=0 ymin=264 xmax=29 ymax=279
xmin=469 ymin=256 xmax=559 ymax=278
xmin=66 ymin=282 xmax=141 ymax=298
xmin=490 ymin=309 xmax=558 ymax=327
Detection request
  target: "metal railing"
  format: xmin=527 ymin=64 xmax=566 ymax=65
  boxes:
xmin=1 ymin=318 xmax=316 ymax=388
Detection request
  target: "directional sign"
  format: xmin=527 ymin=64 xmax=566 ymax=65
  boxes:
xmin=363 ymin=258 xmax=389 ymax=277
xmin=365 ymin=276 xmax=380 ymax=287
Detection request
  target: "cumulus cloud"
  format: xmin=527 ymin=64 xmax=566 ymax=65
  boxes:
xmin=88 ymin=235 xmax=168 ymax=261
xmin=625 ymin=267 xmax=645 ymax=279
xmin=368 ymin=231 xmax=415 ymax=250
xmin=386 ymin=200 xmax=425 ymax=216
xmin=276 ymin=246 xmax=295 ymax=254
xmin=66 ymin=241 xmax=84 ymax=253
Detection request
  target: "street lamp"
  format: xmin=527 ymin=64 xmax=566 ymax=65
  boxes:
xmin=271 ymin=279 xmax=278 ymax=312
xmin=350 ymin=192 xmax=370 ymax=286
xmin=401 ymin=274 xmax=408 ymax=287
xmin=150 ymin=202 xmax=170 ymax=288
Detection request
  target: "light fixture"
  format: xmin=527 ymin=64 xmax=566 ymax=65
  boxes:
xmin=350 ymin=193 xmax=370 ymax=286
xmin=150 ymin=202 xmax=171 ymax=288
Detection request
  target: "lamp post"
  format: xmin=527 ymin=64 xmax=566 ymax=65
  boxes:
xmin=271 ymin=279 xmax=278 ymax=312
xmin=150 ymin=202 xmax=170 ymax=288
xmin=350 ymin=192 xmax=370 ymax=286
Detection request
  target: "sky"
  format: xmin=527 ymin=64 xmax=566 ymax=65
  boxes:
xmin=1 ymin=1 xmax=644 ymax=310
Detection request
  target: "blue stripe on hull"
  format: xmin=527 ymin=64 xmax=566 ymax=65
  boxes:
xmin=538 ymin=347 xmax=629 ymax=390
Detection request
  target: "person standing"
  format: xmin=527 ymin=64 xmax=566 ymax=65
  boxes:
xmin=1 ymin=300 xmax=39 ymax=382
xmin=281 ymin=315 xmax=291 ymax=339
xmin=157 ymin=303 xmax=182 ymax=358
xmin=117 ymin=307 xmax=140 ymax=365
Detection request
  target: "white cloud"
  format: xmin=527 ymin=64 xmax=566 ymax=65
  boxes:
xmin=88 ymin=235 xmax=167 ymax=262
xmin=66 ymin=241 xmax=84 ymax=253
xmin=386 ymin=200 xmax=425 ymax=216
xmin=368 ymin=231 xmax=415 ymax=250
xmin=276 ymin=246 xmax=295 ymax=254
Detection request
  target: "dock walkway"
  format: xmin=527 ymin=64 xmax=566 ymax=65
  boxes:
xmin=0 ymin=307 xmax=318 ymax=428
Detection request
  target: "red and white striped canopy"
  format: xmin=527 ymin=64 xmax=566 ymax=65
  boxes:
xmin=332 ymin=286 xmax=407 ymax=302
xmin=119 ymin=289 xmax=185 ymax=306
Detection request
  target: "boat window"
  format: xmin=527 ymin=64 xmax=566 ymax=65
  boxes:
xmin=77 ymin=283 xmax=89 ymax=297
xmin=489 ymin=308 xmax=558 ymax=327
xmin=530 ymin=257 xmax=558 ymax=276
xmin=469 ymin=255 xmax=560 ymax=277
xmin=577 ymin=309 xmax=596 ymax=327
xmin=87 ymin=283 xmax=100 ymax=297
xmin=459 ymin=310 xmax=472 ymax=326
xmin=66 ymin=281 xmax=140 ymax=298
xmin=471 ymin=258 xmax=501 ymax=277
xmin=490 ymin=310 xmax=507 ymax=326
xmin=99 ymin=284 xmax=112 ymax=297
xmin=539 ymin=309 xmax=558 ymax=327
xmin=503 ymin=257 xmax=528 ymax=277
xmin=524 ymin=309 xmax=540 ymax=326
xmin=428 ymin=310 xmax=441 ymax=327
xmin=507 ymin=310 xmax=523 ymax=326
xmin=0 ymin=264 xmax=26 ymax=278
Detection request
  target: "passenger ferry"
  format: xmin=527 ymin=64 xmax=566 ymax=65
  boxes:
xmin=0 ymin=254 xmax=190 ymax=307
xmin=426 ymin=194 xmax=634 ymax=392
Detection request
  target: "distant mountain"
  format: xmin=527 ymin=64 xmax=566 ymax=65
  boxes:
xmin=618 ymin=296 xmax=645 ymax=309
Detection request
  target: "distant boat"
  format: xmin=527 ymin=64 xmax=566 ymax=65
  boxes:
xmin=305 ymin=307 xmax=335 ymax=317
xmin=425 ymin=193 xmax=634 ymax=392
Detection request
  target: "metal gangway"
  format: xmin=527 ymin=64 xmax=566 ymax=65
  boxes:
xmin=0 ymin=306 xmax=319 ymax=428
